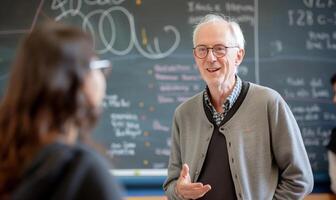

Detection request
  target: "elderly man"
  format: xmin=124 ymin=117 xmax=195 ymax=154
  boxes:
xmin=163 ymin=14 xmax=314 ymax=200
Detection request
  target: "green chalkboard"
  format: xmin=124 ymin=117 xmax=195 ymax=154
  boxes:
xmin=0 ymin=0 xmax=335 ymax=183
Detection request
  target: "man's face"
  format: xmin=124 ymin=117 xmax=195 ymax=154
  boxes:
xmin=193 ymin=21 xmax=244 ymax=89
xmin=333 ymin=83 xmax=336 ymax=104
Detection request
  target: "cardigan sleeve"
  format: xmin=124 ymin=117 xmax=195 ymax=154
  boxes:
xmin=328 ymin=151 xmax=336 ymax=194
xmin=163 ymin=111 xmax=184 ymax=200
xmin=268 ymin=94 xmax=314 ymax=199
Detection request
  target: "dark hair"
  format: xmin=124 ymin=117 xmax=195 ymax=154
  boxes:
xmin=0 ymin=22 xmax=99 ymax=195
xmin=331 ymin=73 xmax=336 ymax=85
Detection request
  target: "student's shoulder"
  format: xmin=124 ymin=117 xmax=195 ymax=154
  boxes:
xmin=73 ymin=144 xmax=124 ymax=199
xmin=38 ymin=142 xmax=107 ymax=172
xmin=74 ymin=143 xmax=110 ymax=169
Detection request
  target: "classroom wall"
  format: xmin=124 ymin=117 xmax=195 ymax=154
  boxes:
xmin=0 ymin=0 xmax=335 ymax=193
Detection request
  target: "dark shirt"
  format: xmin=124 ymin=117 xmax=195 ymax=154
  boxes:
xmin=12 ymin=142 xmax=123 ymax=200
xmin=197 ymin=81 xmax=249 ymax=200
xmin=327 ymin=128 xmax=336 ymax=154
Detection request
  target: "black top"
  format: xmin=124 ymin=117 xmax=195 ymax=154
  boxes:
xmin=327 ymin=128 xmax=336 ymax=154
xmin=12 ymin=142 xmax=123 ymax=200
xmin=196 ymin=82 xmax=249 ymax=200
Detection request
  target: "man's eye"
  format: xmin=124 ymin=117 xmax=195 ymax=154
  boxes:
xmin=198 ymin=47 xmax=207 ymax=52
xmin=214 ymin=46 xmax=226 ymax=51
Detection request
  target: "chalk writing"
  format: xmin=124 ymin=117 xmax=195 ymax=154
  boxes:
xmin=110 ymin=113 xmax=142 ymax=138
xmin=51 ymin=0 xmax=180 ymax=59
xmin=108 ymin=141 xmax=136 ymax=156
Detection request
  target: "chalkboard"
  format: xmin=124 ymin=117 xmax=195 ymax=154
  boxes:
xmin=0 ymin=0 xmax=335 ymax=184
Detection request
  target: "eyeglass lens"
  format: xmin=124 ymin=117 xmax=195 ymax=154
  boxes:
xmin=193 ymin=45 xmax=231 ymax=59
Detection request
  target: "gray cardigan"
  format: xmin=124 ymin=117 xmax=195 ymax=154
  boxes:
xmin=163 ymin=83 xmax=314 ymax=200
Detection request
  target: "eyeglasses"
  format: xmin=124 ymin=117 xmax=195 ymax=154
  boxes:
xmin=193 ymin=44 xmax=238 ymax=59
xmin=90 ymin=59 xmax=112 ymax=78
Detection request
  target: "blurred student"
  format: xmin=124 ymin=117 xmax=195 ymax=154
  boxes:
xmin=327 ymin=73 xmax=336 ymax=194
xmin=0 ymin=22 xmax=123 ymax=200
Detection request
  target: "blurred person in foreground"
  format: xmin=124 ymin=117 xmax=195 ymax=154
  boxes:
xmin=163 ymin=13 xmax=314 ymax=200
xmin=0 ymin=22 xmax=123 ymax=200
xmin=327 ymin=73 xmax=336 ymax=194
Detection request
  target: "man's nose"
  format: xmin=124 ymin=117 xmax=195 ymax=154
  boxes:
xmin=206 ymin=49 xmax=217 ymax=62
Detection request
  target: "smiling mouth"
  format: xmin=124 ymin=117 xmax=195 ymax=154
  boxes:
xmin=206 ymin=68 xmax=220 ymax=73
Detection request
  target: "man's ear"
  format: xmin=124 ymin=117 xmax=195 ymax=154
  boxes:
xmin=235 ymin=48 xmax=245 ymax=66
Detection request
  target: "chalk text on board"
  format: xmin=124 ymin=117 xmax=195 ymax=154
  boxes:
xmin=303 ymin=0 xmax=335 ymax=8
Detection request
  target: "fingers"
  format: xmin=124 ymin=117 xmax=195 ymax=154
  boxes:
xmin=179 ymin=182 xmax=203 ymax=191
xmin=204 ymin=184 xmax=211 ymax=191
xmin=176 ymin=164 xmax=211 ymax=199
xmin=203 ymin=184 xmax=211 ymax=194
xmin=179 ymin=182 xmax=211 ymax=199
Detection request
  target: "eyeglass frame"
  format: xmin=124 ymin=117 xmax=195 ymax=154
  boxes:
xmin=90 ymin=59 xmax=112 ymax=78
xmin=193 ymin=44 xmax=239 ymax=59
xmin=90 ymin=59 xmax=111 ymax=70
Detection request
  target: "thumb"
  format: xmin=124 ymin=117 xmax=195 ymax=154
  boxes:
xmin=180 ymin=163 xmax=189 ymax=179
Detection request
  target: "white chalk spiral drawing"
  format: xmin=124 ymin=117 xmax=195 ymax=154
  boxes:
xmin=51 ymin=0 xmax=180 ymax=59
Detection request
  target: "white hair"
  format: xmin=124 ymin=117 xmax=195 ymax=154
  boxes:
xmin=192 ymin=14 xmax=245 ymax=49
